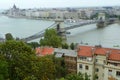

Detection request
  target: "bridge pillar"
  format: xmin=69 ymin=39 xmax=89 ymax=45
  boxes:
xmin=97 ymin=13 xmax=106 ymax=28
xmin=98 ymin=13 xmax=106 ymax=20
xmin=55 ymin=19 xmax=67 ymax=42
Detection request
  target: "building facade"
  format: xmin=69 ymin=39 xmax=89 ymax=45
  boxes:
xmin=54 ymin=48 xmax=77 ymax=74
xmin=36 ymin=47 xmax=77 ymax=74
xmin=77 ymin=45 xmax=120 ymax=80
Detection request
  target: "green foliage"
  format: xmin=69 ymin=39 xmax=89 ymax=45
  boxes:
xmin=0 ymin=40 xmax=56 ymax=80
xmin=70 ymin=43 xmax=75 ymax=50
xmin=62 ymin=43 xmax=69 ymax=49
xmin=5 ymin=33 xmax=14 ymax=41
xmin=27 ymin=42 xmax=40 ymax=49
xmin=43 ymin=55 xmax=67 ymax=78
xmin=0 ymin=40 xmax=35 ymax=80
xmin=59 ymin=77 xmax=65 ymax=80
xmin=54 ymin=57 xmax=67 ymax=78
xmin=118 ymin=16 xmax=120 ymax=20
xmin=34 ymin=56 xmax=56 ymax=80
xmin=65 ymin=72 xmax=90 ymax=80
xmin=23 ymin=75 xmax=38 ymax=80
xmin=0 ymin=54 xmax=8 ymax=80
xmin=84 ymin=73 xmax=90 ymax=80
xmin=90 ymin=13 xmax=98 ymax=19
xmin=40 ymin=29 xmax=62 ymax=48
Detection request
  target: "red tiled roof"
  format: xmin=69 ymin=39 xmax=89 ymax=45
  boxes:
xmin=77 ymin=45 xmax=120 ymax=61
xmin=94 ymin=48 xmax=109 ymax=55
xmin=36 ymin=47 xmax=54 ymax=56
xmin=78 ymin=46 xmax=93 ymax=57
xmin=108 ymin=49 xmax=120 ymax=61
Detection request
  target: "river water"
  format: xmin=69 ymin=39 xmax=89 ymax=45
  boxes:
xmin=0 ymin=15 xmax=120 ymax=48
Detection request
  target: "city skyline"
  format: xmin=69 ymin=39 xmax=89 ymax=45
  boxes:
xmin=0 ymin=0 xmax=120 ymax=9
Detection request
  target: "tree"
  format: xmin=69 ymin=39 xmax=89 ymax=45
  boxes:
xmin=33 ymin=56 xmax=56 ymax=80
xmin=40 ymin=29 xmax=62 ymax=48
xmin=0 ymin=40 xmax=56 ymax=80
xmin=0 ymin=40 xmax=35 ymax=80
xmin=0 ymin=54 xmax=8 ymax=80
xmin=62 ymin=43 xmax=69 ymax=49
xmin=90 ymin=13 xmax=98 ymax=19
xmin=70 ymin=43 xmax=75 ymax=50
xmin=27 ymin=42 xmax=40 ymax=49
xmin=5 ymin=33 xmax=14 ymax=41
xmin=65 ymin=72 xmax=90 ymax=80
xmin=43 ymin=55 xmax=67 ymax=78
xmin=54 ymin=57 xmax=67 ymax=78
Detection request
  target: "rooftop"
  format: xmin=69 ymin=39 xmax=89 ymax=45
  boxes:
xmin=36 ymin=47 xmax=54 ymax=56
xmin=78 ymin=46 xmax=93 ymax=57
xmin=78 ymin=45 xmax=120 ymax=61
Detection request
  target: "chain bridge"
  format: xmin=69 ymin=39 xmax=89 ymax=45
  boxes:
xmin=21 ymin=19 xmax=101 ymax=42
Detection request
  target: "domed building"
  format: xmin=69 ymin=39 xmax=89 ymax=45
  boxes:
xmin=7 ymin=4 xmax=20 ymax=17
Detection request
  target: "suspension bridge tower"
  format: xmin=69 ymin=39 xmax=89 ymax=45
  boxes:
xmin=55 ymin=19 xmax=67 ymax=42
xmin=97 ymin=13 xmax=106 ymax=28
xmin=98 ymin=13 xmax=106 ymax=20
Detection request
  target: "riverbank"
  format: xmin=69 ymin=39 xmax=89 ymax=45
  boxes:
xmin=4 ymin=14 xmax=62 ymax=21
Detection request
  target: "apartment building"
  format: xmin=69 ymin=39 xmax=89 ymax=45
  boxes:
xmin=36 ymin=47 xmax=77 ymax=74
xmin=77 ymin=46 xmax=94 ymax=80
xmin=54 ymin=48 xmax=77 ymax=74
xmin=77 ymin=45 xmax=120 ymax=80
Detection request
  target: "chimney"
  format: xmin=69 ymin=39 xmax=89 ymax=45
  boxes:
xmin=91 ymin=47 xmax=95 ymax=56
xmin=95 ymin=45 xmax=102 ymax=48
xmin=106 ymin=50 xmax=111 ymax=58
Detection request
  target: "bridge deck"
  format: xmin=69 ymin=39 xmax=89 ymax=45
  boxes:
xmin=22 ymin=19 xmax=113 ymax=42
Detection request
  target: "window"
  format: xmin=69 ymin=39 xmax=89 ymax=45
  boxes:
xmin=109 ymin=70 xmax=112 ymax=72
xmin=96 ymin=68 xmax=99 ymax=72
xmin=96 ymin=59 xmax=98 ymax=62
xmin=71 ymin=57 xmax=73 ymax=60
xmin=85 ymin=65 xmax=89 ymax=70
xmin=114 ymin=63 xmax=118 ymax=66
xmin=108 ymin=70 xmax=112 ymax=75
xmin=96 ymin=76 xmax=99 ymax=79
xmin=116 ymin=71 xmax=120 ymax=76
xmin=74 ymin=58 xmax=76 ymax=61
xmin=79 ymin=64 xmax=82 ymax=69
xmin=79 ymin=56 xmax=86 ymax=60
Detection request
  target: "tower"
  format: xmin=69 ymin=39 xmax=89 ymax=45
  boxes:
xmin=97 ymin=13 xmax=106 ymax=28
xmin=55 ymin=19 xmax=66 ymax=42
xmin=13 ymin=4 xmax=17 ymax=9
xmin=98 ymin=13 xmax=106 ymax=21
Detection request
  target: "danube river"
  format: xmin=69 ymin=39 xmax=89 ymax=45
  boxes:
xmin=0 ymin=16 xmax=120 ymax=48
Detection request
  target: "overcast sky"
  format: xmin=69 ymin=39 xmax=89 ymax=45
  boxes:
xmin=0 ymin=0 xmax=120 ymax=9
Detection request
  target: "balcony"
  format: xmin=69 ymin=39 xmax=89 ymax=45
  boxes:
xmin=77 ymin=57 xmax=93 ymax=64
xmin=106 ymin=63 xmax=120 ymax=69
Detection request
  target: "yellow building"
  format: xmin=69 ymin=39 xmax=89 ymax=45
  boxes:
xmin=77 ymin=45 xmax=120 ymax=80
